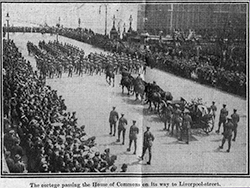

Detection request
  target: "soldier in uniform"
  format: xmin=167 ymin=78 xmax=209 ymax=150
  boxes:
xmin=116 ymin=113 xmax=128 ymax=144
xmin=109 ymin=107 xmax=119 ymax=136
xmin=179 ymin=109 xmax=192 ymax=144
xmin=219 ymin=117 xmax=234 ymax=152
xmin=162 ymin=102 xmax=173 ymax=131
xmin=171 ymin=104 xmax=182 ymax=136
xmin=216 ymin=104 xmax=228 ymax=134
xmin=139 ymin=126 xmax=155 ymax=165
xmin=127 ymin=120 xmax=139 ymax=154
xmin=210 ymin=101 xmax=217 ymax=119
xmin=231 ymin=109 xmax=240 ymax=141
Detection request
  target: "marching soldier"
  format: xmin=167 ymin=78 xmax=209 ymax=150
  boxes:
xmin=179 ymin=109 xmax=192 ymax=144
xmin=231 ymin=109 xmax=240 ymax=141
xmin=139 ymin=126 xmax=155 ymax=165
xmin=116 ymin=113 xmax=128 ymax=145
xmin=219 ymin=117 xmax=234 ymax=152
xmin=109 ymin=107 xmax=119 ymax=136
xmin=127 ymin=120 xmax=139 ymax=155
xmin=210 ymin=101 xmax=217 ymax=119
xmin=216 ymin=104 xmax=228 ymax=134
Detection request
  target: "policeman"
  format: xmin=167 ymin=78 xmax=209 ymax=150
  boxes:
xmin=116 ymin=113 xmax=128 ymax=144
xmin=231 ymin=109 xmax=240 ymax=141
xmin=216 ymin=104 xmax=228 ymax=134
xmin=139 ymin=126 xmax=155 ymax=165
xmin=127 ymin=120 xmax=139 ymax=155
xmin=109 ymin=107 xmax=119 ymax=136
xmin=219 ymin=117 xmax=234 ymax=152
xmin=210 ymin=101 xmax=217 ymax=119
xmin=179 ymin=109 xmax=192 ymax=144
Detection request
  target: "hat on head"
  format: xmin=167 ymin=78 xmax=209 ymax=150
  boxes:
xmin=121 ymin=113 xmax=124 ymax=116
xmin=9 ymin=130 xmax=15 ymax=134
xmin=233 ymin=109 xmax=237 ymax=112
xmin=227 ymin=117 xmax=232 ymax=120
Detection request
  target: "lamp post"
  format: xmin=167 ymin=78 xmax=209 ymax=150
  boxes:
xmin=129 ymin=15 xmax=133 ymax=32
xmin=99 ymin=4 xmax=108 ymax=36
xmin=56 ymin=17 xmax=60 ymax=42
xmin=6 ymin=13 xmax=10 ymax=41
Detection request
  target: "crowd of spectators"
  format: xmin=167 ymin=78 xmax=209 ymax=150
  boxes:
xmin=3 ymin=39 xmax=125 ymax=173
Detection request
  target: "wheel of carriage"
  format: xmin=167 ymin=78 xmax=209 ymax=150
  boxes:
xmin=202 ymin=116 xmax=214 ymax=134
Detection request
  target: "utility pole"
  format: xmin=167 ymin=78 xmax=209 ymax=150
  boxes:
xmin=99 ymin=4 xmax=108 ymax=36
xmin=6 ymin=13 xmax=10 ymax=41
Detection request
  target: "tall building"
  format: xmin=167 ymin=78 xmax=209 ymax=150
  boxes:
xmin=137 ymin=3 xmax=247 ymax=37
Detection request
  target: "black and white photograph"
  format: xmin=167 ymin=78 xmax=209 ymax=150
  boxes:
xmin=1 ymin=0 xmax=249 ymax=186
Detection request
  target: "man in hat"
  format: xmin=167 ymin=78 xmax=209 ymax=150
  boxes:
xmin=179 ymin=109 xmax=192 ymax=144
xmin=219 ymin=117 xmax=234 ymax=152
xmin=210 ymin=101 xmax=217 ymax=119
xmin=139 ymin=126 xmax=155 ymax=165
xmin=127 ymin=120 xmax=139 ymax=154
xmin=109 ymin=107 xmax=119 ymax=136
xmin=231 ymin=109 xmax=240 ymax=141
xmin=117 ymin=113 xmax=128 ymax=144
xmin=216 ymin=104 xmax=228 ymax=134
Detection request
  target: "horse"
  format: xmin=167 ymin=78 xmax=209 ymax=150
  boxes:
xmin=133 ymin=78 xmax=145 ymax=101
xmin=120 ymin=75 xmax=134 ymax=95
xmin=105 ymin=68 xmax=115 ymax=87
xmin=144 ymin=83 xmax=162 ymax=112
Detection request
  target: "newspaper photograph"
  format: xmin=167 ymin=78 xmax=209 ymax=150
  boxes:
xmin=1 ymin=1 xmax=249 ymax=187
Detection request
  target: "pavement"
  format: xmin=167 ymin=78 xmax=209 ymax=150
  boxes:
xmin=9 ymin=32 xmax=248 ymax=174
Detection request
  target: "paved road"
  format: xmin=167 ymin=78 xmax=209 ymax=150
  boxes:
xmin=9 ymin=33 xmax=247 ymax=173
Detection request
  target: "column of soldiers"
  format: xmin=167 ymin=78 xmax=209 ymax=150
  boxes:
xmin=108 ymin=107 xmax=154 ymax=165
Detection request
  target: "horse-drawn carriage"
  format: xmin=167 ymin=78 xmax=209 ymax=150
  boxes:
xmin=159 ymin=98 xmax=214 ymax=134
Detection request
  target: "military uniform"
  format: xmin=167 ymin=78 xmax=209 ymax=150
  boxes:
xmin=171 ymin=107 xmax=182 ymax=136
xmin=117 ymin=115 xmax=128 ymax=144
xmin=231 ymin=110 xmax=240 ymax=141
xmin=109 ymin=108 xmax=119 ymax=136
xmin=179 ymin=112 xmax=192 ymax=144
xmin=216 ymin=105 xmax=228 ymax=133
xmin=140 ymin=127 xmax=155 ymax=165
xmin=210 ymin=102 xmax=217 ymax=119
xmin=162 ymin=104 xmax=173 ymax=131
xmin=127 ymin=121 xmax=139 ymax=154
xmin=219 ymin=118 xmax=234 ymax=152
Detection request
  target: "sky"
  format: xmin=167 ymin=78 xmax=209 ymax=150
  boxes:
xmin=2 ymin=3 xmax=139 ymax=34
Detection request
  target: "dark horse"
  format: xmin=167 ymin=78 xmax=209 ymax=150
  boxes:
xmin=145 ymin=83 xmax=173 ymax=112
xmin=105 ymin=67 xmax=115 ymax=87
xmin=133 ymin=78 xmax=146 ymax=101
xmin=121 ymin=74 xmax=134 ymax=95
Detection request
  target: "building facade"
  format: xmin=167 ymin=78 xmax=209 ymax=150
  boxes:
xmin=137 ymin=3 xmax=247 ymax=37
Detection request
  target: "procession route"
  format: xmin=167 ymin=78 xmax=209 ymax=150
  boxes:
xmin=10 ymin=32 xmax=247 ymax=173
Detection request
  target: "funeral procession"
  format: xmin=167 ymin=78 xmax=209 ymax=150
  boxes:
xmin=2 ymin=3 xmax=248 ymax=174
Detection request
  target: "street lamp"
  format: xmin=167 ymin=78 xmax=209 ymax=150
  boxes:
xmin=99 ymin=4 xmax=108 ymax=36
xmin=6 ymin=13 xmax=10 ymax=41
xmin=128 ymin=15 xmax=133 ymax=32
